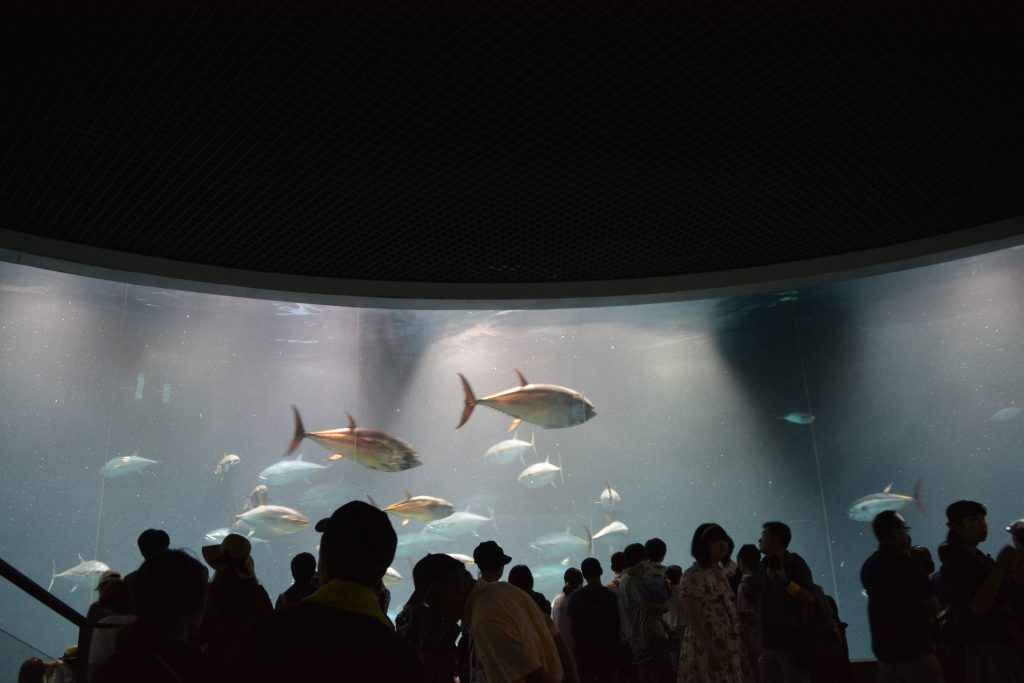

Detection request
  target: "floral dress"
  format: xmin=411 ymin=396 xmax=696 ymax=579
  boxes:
xmin=677 ymin=562 xmax=754 ymax=683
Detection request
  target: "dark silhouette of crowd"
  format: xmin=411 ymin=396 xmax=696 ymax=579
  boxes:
xmin=23 ymin=495 xmax=1024 ymax=683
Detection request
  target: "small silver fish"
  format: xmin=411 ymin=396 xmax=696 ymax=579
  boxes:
xmin=49 ymin=556 xmax=111 ymax=592
xmin=518 ymin=455 xmax=563 ymax=489
xmin=258 ymin=455 xmax=329 ymax=486
xmin=214 ymin=454 xmax=241 ymax=477
xmin=782 ymin=412 xmax=815 ymax=425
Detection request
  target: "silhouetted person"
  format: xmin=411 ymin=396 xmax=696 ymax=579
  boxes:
xmin=88 ymin=579 xmax=136 ymax=681
xmin=607 ymin=551 xmax=626 ymax=594
xmin=736 ymin=544 xmax=763 ymax=680
xmin=415 ymin=553 xmax=579 ymax=683
xmin=552 ymin=567 xmax=584 ymax=655
xmin=567 ymin=557 xmax=621 ymax=683
xmin=397 ymin=559 xmax=461 ymax=683
xmin=197 ymin=533 xmax=272 ymax=667
xmin=95 ymin=549 xmax=225 ymax=683
xmin=122 ymin=529 xmax=169 ymax=601
xmin=754 ymin=521 xmax=814 ymax=683
xmin=75 ymin=569 xmax=120 ymax=681
xmin=474 ymin=540 xmax=512 ymax=581
xmin=509 ymin=563 xmax=553 ymax=617
xmin=942 ymin=500 xmax=1024 ymax=681
xmin=460 ymin=540 xmax=514 ymax=680
xmin=18 ymin=658 xmax=45 ymax=683
xmin=618 ymin=542 xmax=671 ymax=683
xmin=236 ymin=501 xmax=425 ymax=682
xmin=861 ymin=511 xmax=942 ymax=682
xmin=275 ymin=552 xmax=317 ymax=609
xmin=911 ymin=545 xmax=937 ymax=577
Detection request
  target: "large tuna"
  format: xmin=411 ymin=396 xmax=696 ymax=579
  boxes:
xmin=457 ymin=370 xmax=596 ymax=432
xmin=287 ymin=407 xmax=421 ymax=473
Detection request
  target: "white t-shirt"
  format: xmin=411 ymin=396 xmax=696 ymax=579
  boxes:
xmin=550 ymin=592 xmax=574 ymax=656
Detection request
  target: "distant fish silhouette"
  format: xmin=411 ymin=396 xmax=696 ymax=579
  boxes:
xmin=782 ymin=412 xmax=815 ymax=425
xmin=988 ymin=406 xmax=1022 ymax=423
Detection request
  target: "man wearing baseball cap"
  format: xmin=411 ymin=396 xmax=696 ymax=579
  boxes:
xmin=414 ymin=553 xmax=580 ymax=683
xmin=473 ymin=540 xmax=512 ymax=582
xmin=237 ymin=501 xmax=424 ymax=682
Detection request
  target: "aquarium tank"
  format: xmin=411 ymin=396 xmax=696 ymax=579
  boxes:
xmin=2 ymin=242 xmax=1024 ymax=675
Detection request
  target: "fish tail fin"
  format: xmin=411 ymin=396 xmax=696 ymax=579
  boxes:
xmin=558 ymin=450 xmax=564 ymax=486
xmin=456 ymin=374 xmax=476 ymax=429
xmin=287 ymin=406 xmax=305 ymax=455
xmin=583 ymin=524 xmax=593 ymax=558
xmin=530 ymin=430 xmax=537 ymax=460
xmin=489 ymin=507 xmax=499 ymax=533
xmin=48 ymin=560 xmax=55 ymax=592
xmin=913 ymin=479 xmax=927 ymax=516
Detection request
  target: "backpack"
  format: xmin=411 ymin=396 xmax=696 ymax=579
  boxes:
xmin=794 ymin=585 xmax=850 ymax=675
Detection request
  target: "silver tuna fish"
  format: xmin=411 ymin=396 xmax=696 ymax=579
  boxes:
xmin=258 ymin=455 xmax=329 ymax=486
xmin=423 ymin=511 xmax=494 ymax=539
xmin=49 ymin=556 xmax=111 ymax=592
xmin=235 ymin=505 xmax=309 ymax=539
xmin=848 ymin=480 xmax=925 ymax=522
xmin=483 ymin=432 xmax=536 ymax=465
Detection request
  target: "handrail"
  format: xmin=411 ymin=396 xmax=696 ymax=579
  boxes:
xmin=0 ymin=556 xmax=115 ymax=629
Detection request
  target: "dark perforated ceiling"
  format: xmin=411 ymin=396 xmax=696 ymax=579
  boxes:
xmin=2 ymin=2 xmax=1023 ymax=286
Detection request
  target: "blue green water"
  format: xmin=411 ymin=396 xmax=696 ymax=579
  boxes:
xmin=2 ymin=245 xmax=1024 ymax=674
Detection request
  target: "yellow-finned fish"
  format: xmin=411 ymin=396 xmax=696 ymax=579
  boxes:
xmin=287 ymin=406 xmax=421 ymax=472
xmin=368 ymin=492 xmax=455 ymax=527
xmin=457 ymin=369 xmax=597 ymax=432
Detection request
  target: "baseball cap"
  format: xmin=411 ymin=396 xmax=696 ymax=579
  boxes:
xmin=473 ymin=541 xmax=512 ymax=570
xmin=315 ymin=501 xmax=396 ymax=547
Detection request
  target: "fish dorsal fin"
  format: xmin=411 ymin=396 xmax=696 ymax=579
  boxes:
xmin=507 ymin=418 xmax=522 ymax=433
xmin=405 ymin=490 xmax=413 ymax=500
xmin=346 ymin=412 xmax=357 ymax=430
xmin=883 ymin=483 xmax=894 ymax=493
xmin=565 ymin=521 xmax=572 ymax=534
xmin=605 ymin=513 xmax=613 ymax=524
xmin=560 ymin=557 xmax=571 ymax=566
xmin=545 ymin=453 xmax=551 ymax=464
xmin=297 ymin=453 xmax=304 ymax=461
xmin=78 ymin=553 xmax=84 ymax=563
xmin=515 ymin=369 xmax=528 ymax=386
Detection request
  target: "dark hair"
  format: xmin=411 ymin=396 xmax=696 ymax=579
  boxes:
xmin=737 ymin=544 xmax=761 ymax=571
xmin=665 ymin=565 xmax=683 ymax=586
xmin=946 ymin=500 xmax=986 ymax=526
xmin=871 ymin=511 xmax=906 ymax=542
xmin=291 ymin=552 xmax=317 ymax=580
xmin=137 ymin=528 xmax=170 ymax=559
xmin=609 ymin=551 xmax=626 ymax=573
xmin=18 ymin=658 xmax=45 ymax=683
xmin=507 ymin=565 xmax=535 ymax=591
xmin=98 ymin=579 xmax=134 ymax=615
xmin=691 ymin=523 xmax=729 ymax=567
xmin=644 ymin=538 xmax=667 ymax=562
xmin=724 ymin=534 xmax=735 ymax=560
xmin=562 ymin=568 xmax=584 ymax=595
xmin=623 ymin=543 xmax=647 ymax=567
xmin=936 ymin=542 xmax=951 ymax=565
xmin=910 ymin=546 xmax=935 ymax=575
xmin=762 ymin=522 xmax=792 ymax=549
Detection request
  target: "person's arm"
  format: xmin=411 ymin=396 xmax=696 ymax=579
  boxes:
xmin=767 ymin=559 xmax=815 ymax=605
xmin=969 ymin=546 xmax=1017 ymax=617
